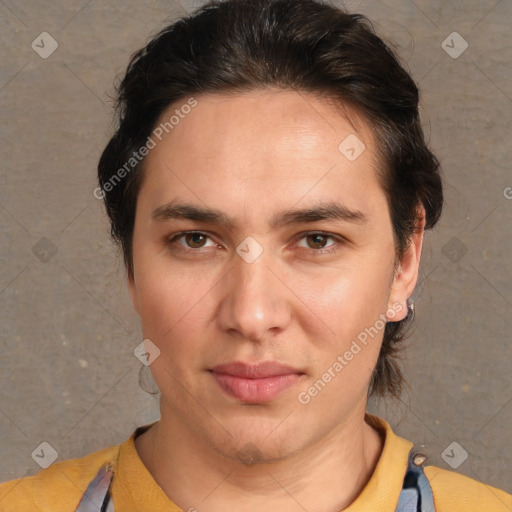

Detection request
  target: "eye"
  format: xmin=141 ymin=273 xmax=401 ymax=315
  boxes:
xmin=169 ymin=231 xmax=217 ymax=250
xmin=166 ymin=230 xmax=344 ymax=255
xmin=295 ymin=231 xmax=341 ymax=254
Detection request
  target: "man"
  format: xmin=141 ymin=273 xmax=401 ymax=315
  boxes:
xmin=1 ymin=0 xmax=510 ymax=510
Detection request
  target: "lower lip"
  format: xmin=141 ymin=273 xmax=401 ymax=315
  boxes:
xmin=211 ymin=372 xmax=303 ymax=403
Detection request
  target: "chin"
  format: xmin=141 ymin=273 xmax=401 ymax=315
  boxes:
xmin=205 ymin=420 xmax=306 ymax=465
xmin=214 ymin=438 xmax=299 ymax=465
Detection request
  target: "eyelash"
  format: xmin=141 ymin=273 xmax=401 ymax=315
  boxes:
xmin=166 ymin=231 xmax=344 ymax=256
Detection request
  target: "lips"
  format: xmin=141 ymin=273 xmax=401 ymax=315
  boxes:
xmin=209 ymin=361 xmax=305 ymax=403
xmin=211 ymin=361 xmax=303 ymax=379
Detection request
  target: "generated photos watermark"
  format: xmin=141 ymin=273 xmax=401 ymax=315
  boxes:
xmin=297 ymin=302 xmax=404 ymax=405
xmin=94 ymin=97 xmax=198 ymax=200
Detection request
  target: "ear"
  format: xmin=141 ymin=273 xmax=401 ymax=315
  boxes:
xmin=387 ymin=205 xmax=426 ymax=322
xmin=126 ymin=268 xmax=140 ymax=316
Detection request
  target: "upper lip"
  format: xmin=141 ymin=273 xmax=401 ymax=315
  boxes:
xmin=210 ymin=361 xmax=304 ymax=379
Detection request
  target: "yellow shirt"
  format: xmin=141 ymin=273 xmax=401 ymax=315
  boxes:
xmin=0 ymin=413 xmax=510 ymax=511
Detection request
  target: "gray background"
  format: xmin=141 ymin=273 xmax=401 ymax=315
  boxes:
xmin=1 ymin=0 xmax=511 ymax=499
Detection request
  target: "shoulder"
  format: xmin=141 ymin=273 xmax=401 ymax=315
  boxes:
xmin=424 ymin=464 xmax=512 ymax=511
xmin=0 ymin=443 xmax=120 ymax=512
xmin=369 ymin=413 xmax=512 ymax=511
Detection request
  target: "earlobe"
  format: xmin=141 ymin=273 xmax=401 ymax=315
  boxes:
xmin=387 ymin=205 xmax=426 ymax=322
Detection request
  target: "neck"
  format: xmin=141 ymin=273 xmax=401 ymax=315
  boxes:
xmin=135 ymin=407 xmax=384 ymax=512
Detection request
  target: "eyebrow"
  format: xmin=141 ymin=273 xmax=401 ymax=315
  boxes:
xmin=151 ymin=200 xmax=368 ymax=229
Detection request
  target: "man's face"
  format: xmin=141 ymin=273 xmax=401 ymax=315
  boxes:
xmin=128 ymin=89 xmax=421 ymax=462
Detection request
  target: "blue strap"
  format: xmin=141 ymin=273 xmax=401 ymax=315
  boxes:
xmin=76 ymin=447 xmax=436 ymax=511
xmin=74 ymin=463 xmax=114 ymax=512
xmin=395 ymin=448 xmax=436 ymax=512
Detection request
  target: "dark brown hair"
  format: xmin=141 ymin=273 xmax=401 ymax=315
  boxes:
xmin=98 ymin=0 xmax=443 ymax=399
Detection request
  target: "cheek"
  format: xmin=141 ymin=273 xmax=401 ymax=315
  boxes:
xmin=295 ymin=260 xmax=390 ymax=341
xmin=297 ymin=273 xmax=387 ymax=407
xmin=134 ymin=254 xmax=215 ymax=344
xmin=135 ymin=270 xmax=213 ymax=393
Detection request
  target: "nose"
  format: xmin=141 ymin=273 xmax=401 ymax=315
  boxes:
xmin=216 ymin=243 xmax=292 ymax=342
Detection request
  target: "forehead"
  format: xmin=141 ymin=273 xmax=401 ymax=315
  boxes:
xmin=138 ymin=89 xmax=386 ymax=227
xmin=150 ymin=88 xmax=376 ymax=163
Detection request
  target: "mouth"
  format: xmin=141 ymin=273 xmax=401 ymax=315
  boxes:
xmin=209 ymin=361 xmax=305 ymax=403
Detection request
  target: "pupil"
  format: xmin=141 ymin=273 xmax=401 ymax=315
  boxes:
xmin=189 ymin=234 xmax=204 ymax=247
xmin=310 ymin=234 xmax=325 ymax=248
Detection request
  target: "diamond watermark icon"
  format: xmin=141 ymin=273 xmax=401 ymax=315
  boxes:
xmin=442 ymin=236 xmax=467 ymax=263
xmin=237 ymin=442 xmax=264 ymax=466
xmin=134 ymin=339 xmax=161 ymax=366
xmin=31 ymin=32 xmax=59 ymax=59
xmin=338 ymin=134 xmax=366 ymax=162
xmin=441 ymin=32 xmax=468 ymax=59
xmin=441 ymin=441 xmax=468 ymax=469
xmin=32 ymin=237 xmax=58 ymax=263
xmin=31 ymin=441 xmax=58 ymax=469
xmin=236 ymin=236 xmax=263 ymax=264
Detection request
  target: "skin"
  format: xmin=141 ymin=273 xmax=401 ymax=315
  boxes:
xmin=127 ymin=89 xmax=425 ymax=511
